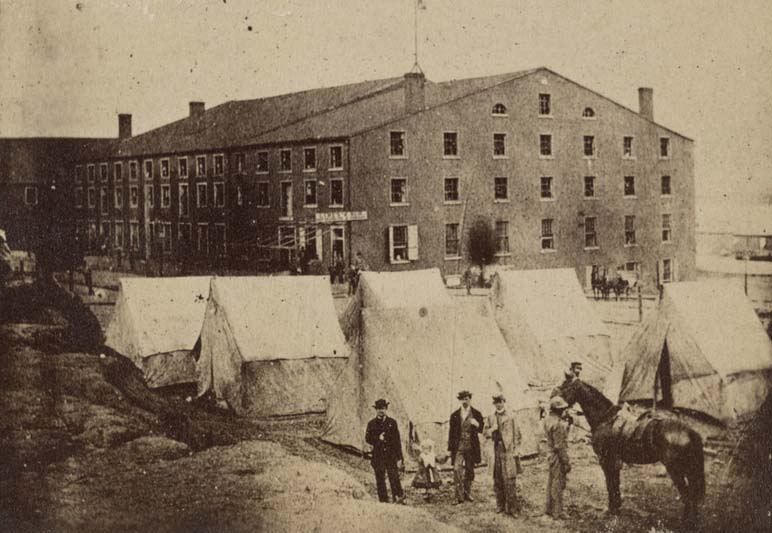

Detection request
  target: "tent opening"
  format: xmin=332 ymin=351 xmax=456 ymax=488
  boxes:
xmin=655 ymin=340 xmax=674 ymax=409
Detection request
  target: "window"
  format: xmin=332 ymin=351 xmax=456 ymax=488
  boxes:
xmin=128 ymin=186 xmax=137 ymax=208
xmin=75 ymin=165 xmax=83 ymax=184
xmin=541 ymin=218 xmax=554 ymax=250
xmin=130 ymin=221 xmax=140 ymax=251
xmin=234 ymin=153 xmax=245 ymax=173
xmin=540 ymin=177 xmax=553 ymax=199
xmin=213 ymin=182 xmax=225 ymax=208
xmin=179 ymin=183 xmax=189 ymax=217
xmin=256 ymin=182 xmax=270 ymax=207
xmin=389 ymin=131 xmax=406 ymax=157
xmin=304 ymin=225 xmax=320 ymax=261
xmin=582 ymin=107 xmax=595 ymax=118
xmin=304 ymin=179 xmax=317 ymax=206
xmin=623 ymin=136 xmax=634 ymax=158
xmin=494 ymin=177 xmax=508 ymax=201
xmin=87 ymin=187 xmax=96 ymax=208
xmin=662 ymin=214 xmax=672 ymax=243
xmin=624 ymin=176 xmax=636 ymax=197
xmin=160 ymin=159 xmax=169 ymax=178
xmin=662 ymin=259 xmax=672 ymax=283
xmin=236 ymin=185 xmax=243 ymax=206
xmin=24 ymin=186 xmax=38 ymax=206
xmin=280 ymin=149 xmax=292 ymax=172
xmin=624 ymin=215 xmax=636 ymax=245
xmin=100 ymin=221 xmax=110 ymax=242
xmin=145 ymin=185 xmax=154 ymax=208
xmin=329 ymin=145 xmax=343 ymax=170
xmin=330 ymin=178 xmax=344 ymax=206
xmin=539 ymin=134 xmax=552 ymax=157
xmin=443 ymin=132 xmax=458 ymax=157
xmin=444 ymin=177 xmax=459 ymax=203
xmin=445 ymin=223 xmax=460 ymax=257
xmin=584 ymin=176 xmax=595 ymax=198
xmin=493 ymin=133 xmax=506 ymax=157
xmin=256 ymin=151 xmax=269 ymax=173
xmin=197 ymin=223 xmax=209 ymax=255
xmin=178 ymin=157 xmax=188 ymax=179
xmin=100 ymin=163 xmax=108 ymax=182
xmin=280 ymin=181 xmax=292 ymax=218
xmin=660 ymin=137 xmax=670 ymax=158
xmin=388 ymin=224 xmax=418 ymax=263
xmin=178 ymin=223 xmax=192 ymax=253
xmin=492 ymin=103 xmax=508 ymax=115
xmin=585 ymin=217 xmax=598 ymax=248
xmin=129 ymin=161 xmax=138 ymax=181
xmin=161 ymin=184 xmax=171 ymax=208
xmin=303 ymin=147 xmax=316 ymax=171
xmin=539 ymin=93 xmax=551 ymax=116
xmin=144 ymin=160 xmax=153 ymax=179
xmin=87 ymin=164 xmax=96 ymax=183
xmin=114 ymin=162 xmax=123 ymax=182
xmin=116 ymin=187 xmax=125 ymax=209
xmin=158 ymin=222 xmax=172 ymax=254
xmin=495 ymin=220 xmax=510 ymax=254
xmin=661 ymin=175 xmax=672 ymax=196
xmin=74 ymin=187 xmax=83 ymax=208
xmin=196 ymin=155 xmax=206 ymax=177
xmin=390 ymin=178 xmax=408 ymax=205
xmin=583 ymin=136 xmax=595 ymax=157
xmin=213 ymin=154 xmax=224 ymax=175
xmin=114 ymin=222 xmax=124 ymax=249
xmin=213 ymin=223 xmax=226 ymax=256
xmin=99 ymin=187 xmax=108 ymax=214
xmin=197 ymin=183 xmax=207 ymax=207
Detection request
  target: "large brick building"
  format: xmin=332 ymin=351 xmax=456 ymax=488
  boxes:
xmin=64 ymin=66 xmax=694 ymax=288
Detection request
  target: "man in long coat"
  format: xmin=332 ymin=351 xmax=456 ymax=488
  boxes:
xmin=544 ymin=395 xmax=572 ymax=519
xmin=448 ymin=390 xmax=484 ymax=504
xmin=484 ymin=394 xmax=522 ymax=515
xmin=365 ymin=398 xmax=405 ymax=504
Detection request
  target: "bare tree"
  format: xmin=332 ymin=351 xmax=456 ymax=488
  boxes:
xmin=467 ymin=218 xmax=497 ymax=285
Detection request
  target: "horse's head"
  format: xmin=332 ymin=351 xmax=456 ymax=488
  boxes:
xmin=558 ymin=377 xmax=582 ymax=407
xmin=555 ymin=378 xmax=615 ymax=430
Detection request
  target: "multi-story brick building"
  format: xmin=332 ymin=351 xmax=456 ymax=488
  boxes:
xmin=69 ymin=67 xmax=695 ymax=288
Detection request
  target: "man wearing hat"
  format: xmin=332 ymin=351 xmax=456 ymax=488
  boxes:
xmin=544 ymin=396 xmax=572 ymax=520
xmin=570 ymin=361 xmax=583 ymax=380
xmin=484 ymin=394 xmax=522 ymax=516
xmin=447 ymin=390 xmax=484 ymax=504
xmin=365 ymin=399 xmax=405 ymax=504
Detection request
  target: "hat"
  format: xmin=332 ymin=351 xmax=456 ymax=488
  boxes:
xmin=457 ymin=390 xmax=472 ymax=400
xmin=570 ymin=361 xmax=583 ymax=368
xmin=492 ymin=394 xmax=506 ymax=404
xmin=550 ymin=396 xmax=569 ymax=411
xmin=373 ymin=399 xmax=389 ymax=409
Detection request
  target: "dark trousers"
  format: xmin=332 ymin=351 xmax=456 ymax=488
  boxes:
xmin=453 ymin=449 xmax=475 ymax=502
xmin=372 ymin=462 xmax=403 ymax=502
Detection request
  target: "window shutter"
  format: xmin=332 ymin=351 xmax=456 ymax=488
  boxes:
xmin=408 ymin=224 xmax=419 ymax=261
xmin=656 ymin=260 xmax=663 ymax=285
xmin=315 ymin=228 xmax=323 ymax=262
xmin=298 ymin=227 xmax=306 ymax=249
xmin=673 ymin=258 xmax=678 ymax=282
xmin=387 ymin=225 xmax=395 ymax=264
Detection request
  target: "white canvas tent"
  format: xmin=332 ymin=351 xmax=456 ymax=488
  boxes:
xmin=105 ymin=276 xmax=211 ymax=388
xmin=490 ymin=268 xmax=614 ymax=389
xmin=610 ymin=281 xmax=772 ymax=422
xmin=324 ymin=269 xmax=541 ymax=462
xmin=196 ymin=276 xmax=348 ymax=417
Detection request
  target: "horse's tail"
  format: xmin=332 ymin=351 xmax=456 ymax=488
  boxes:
xmin=688 ymin=428 xmax=706 ymax=503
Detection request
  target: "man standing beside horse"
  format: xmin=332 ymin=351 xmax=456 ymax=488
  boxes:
xmin=544 ymin=396 xmax=572 ymax=520
xmin=448 ymin=390 xmax=484 ymax=504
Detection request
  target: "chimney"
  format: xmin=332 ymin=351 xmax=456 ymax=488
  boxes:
xmin=404 ymin=72 xmax=425 ymax=114
xmin=189 ymin=101 xmax=205 ymax=117
xmin=638 ymin=87 xmax=653 ymax=121
xmin=118 ymin=113 xmax=132 ymax=139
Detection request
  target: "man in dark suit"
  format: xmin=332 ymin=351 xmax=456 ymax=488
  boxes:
xmin=365 ymin=398 xmax=405 ymax=504
xmin=448 ymin=390 xmax=484 ymax=504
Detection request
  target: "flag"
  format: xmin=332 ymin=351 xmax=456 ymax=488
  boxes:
xmin=417 ymin=0 xmax=426 ymax=10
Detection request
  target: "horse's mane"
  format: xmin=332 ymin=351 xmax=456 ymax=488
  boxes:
xmin=563 ymin=379 xmax=616 ymax=428
xmin=577 ymin=380 xmax=614 ymax=410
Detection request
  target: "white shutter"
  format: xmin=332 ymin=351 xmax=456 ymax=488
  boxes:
xmin=315 ymin=227 xmax=323 ymax=261
xmin=408 ymin=224 xmax=419 ymax=261
xmin=657 ymin=259 xmax=663 ymax=285
xmin=672 ymin=258 xmax=678 ymax=282
xmin=298 ymin=227 xmax=306 ymax=248
xmin=388 ymin=225 xmax=395 ymax=264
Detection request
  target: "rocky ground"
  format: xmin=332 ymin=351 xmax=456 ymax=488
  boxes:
xmin=0 ymin=279 xmax=769 ymax=532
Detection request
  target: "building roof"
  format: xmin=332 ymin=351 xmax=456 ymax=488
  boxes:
xmin=111 ymin=67 xmax=690 ymax=159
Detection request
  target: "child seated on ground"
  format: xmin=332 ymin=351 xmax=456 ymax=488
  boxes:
xmin=411 ymin=439 xmax=442 ymax=501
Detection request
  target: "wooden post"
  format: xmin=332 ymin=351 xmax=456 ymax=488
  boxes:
xmin=637 ymin=271 xmax=643 ymax=322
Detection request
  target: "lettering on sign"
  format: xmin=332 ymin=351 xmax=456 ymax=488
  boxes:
xmin=314 ymin=211 xmax=368 ymax=224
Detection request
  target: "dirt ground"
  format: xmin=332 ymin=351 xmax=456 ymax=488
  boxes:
xmin=1 ymin=280 xmax=769 ymax=532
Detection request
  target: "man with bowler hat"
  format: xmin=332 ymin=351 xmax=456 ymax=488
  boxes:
xmin=484 ymin=394 xmax=522 ymax=516
xmin=365 ymin=398 xmax=405 ymax=504
xmin=448 ymin=390 xmax=484 ymax=504
xmin=570 ymin=361 xmax=583 ymax=380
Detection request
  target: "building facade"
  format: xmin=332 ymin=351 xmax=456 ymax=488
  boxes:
xmin=65 ymin=67 xmax=695 ymax=288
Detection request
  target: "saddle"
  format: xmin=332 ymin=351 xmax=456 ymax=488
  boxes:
xmin=606 ymin=405 xmax=663 ymax=445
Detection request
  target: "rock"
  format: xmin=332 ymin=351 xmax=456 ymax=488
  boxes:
xmin=120 ymin=436 xmax=190 ymax=462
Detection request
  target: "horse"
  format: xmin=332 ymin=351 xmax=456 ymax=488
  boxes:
xmin=609 ymin=276 xmax=631 ymax=300
xmin=591 ymin=275 xmax=612 ymax=300
xmin=557 ymin=378 xmax=705 ymax=527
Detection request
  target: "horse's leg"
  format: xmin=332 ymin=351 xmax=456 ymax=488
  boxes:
xmin=600 ymin=457 xmax=622 ymax=514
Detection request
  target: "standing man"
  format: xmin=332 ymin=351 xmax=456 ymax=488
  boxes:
xmin=544 ymin=396 xmax=571 ymax=520
xmin=365 ymin=399 xmax=405 ymax=504
xmin=448 ymin=390 xmax=484 ymax=504
xmin=484 ymin=394 xmax=522 ymax=516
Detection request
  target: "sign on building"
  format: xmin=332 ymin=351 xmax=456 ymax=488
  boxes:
xmin=314 ymin=211 xmax=368 ymax=224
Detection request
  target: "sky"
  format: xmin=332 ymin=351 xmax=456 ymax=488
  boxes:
xmin=1 ymin=0 xmax=771 ymax=205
